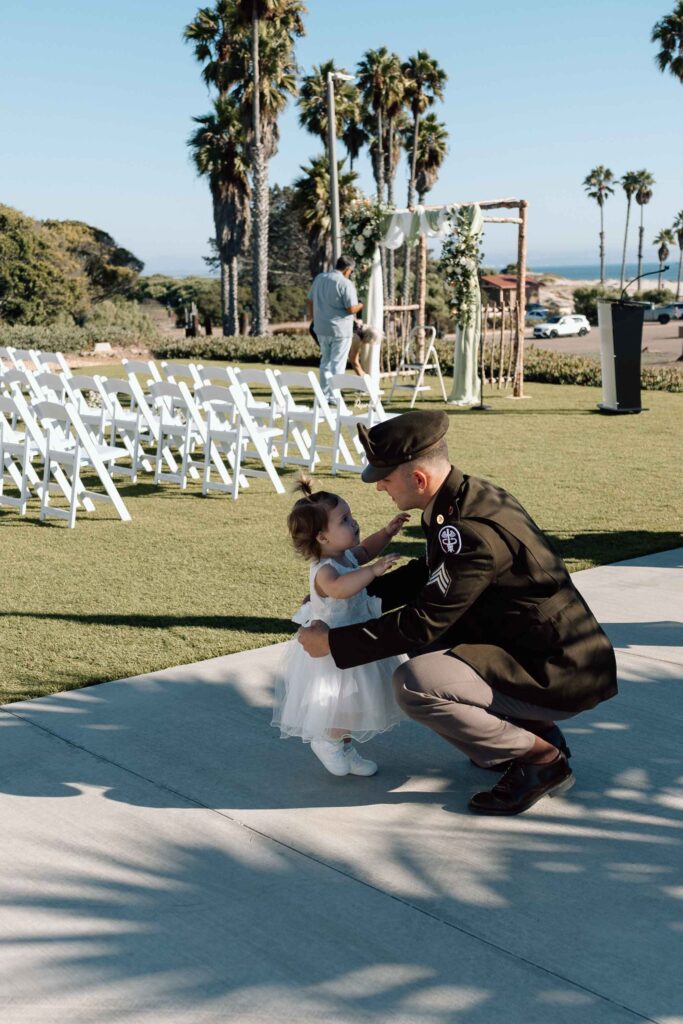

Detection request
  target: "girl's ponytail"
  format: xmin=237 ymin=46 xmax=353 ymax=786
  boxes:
xmin=287 ymin=476 xmax=339 ymax=560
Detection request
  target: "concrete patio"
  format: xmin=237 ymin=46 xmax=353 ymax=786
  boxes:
xmin=1 ymin=548 xmax=681 ymax=1023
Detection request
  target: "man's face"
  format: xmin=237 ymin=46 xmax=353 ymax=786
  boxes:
xmin=376 ymin=465 xmax=421 ymax=510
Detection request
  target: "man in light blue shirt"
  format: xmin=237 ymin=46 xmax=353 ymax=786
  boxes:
xmin=306 ymin=254 xmax=364 ymax=402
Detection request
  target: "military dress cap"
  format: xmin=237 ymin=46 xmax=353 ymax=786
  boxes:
xmin=358 ymin=410 xmax=449 ymax=483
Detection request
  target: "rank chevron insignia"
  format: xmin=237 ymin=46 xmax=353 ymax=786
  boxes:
xmin=427 ymin=561 xmax=451 ymax=596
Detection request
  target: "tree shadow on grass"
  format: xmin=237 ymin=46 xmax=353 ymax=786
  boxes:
xmin=0 ymin=611 xmax=294 ymax=632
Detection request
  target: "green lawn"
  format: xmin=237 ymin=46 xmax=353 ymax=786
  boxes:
xmin=1 ymin=366 xmax=681 ymax=703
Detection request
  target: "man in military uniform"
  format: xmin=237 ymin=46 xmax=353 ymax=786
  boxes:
xmin=298 ymin=410 xmax=617 ymax=815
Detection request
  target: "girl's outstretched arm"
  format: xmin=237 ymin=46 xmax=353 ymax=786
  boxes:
xmin=353 ymin=513 xmax=410 ymax=565
xmin=314 ymin=554 xmax=400 ymax=600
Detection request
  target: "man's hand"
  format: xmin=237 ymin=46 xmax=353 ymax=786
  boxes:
xmin=384 ymin=513 xmax=410 ymax=539
xmin=372 ymin=553 xmax=401 ymax=577
xmin=298 ymin=619 xmax=331 ymax=658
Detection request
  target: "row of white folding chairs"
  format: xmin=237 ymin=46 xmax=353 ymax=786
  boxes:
xmin=0 ymin=365 xmax=286 ymax=515
xmin=0 ymin=384 xmax=132 ymax=529
xmin=122 ymin=359 xmax=392 ymax=476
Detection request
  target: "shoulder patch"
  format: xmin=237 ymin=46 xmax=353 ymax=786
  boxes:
xmin=438 ymin=525 xmax=462 ymax=554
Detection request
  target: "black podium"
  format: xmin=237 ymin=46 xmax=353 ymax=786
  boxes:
xmin=596 ymin=300 xmax=645 ymax=414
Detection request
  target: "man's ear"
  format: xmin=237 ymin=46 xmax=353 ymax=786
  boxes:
xmin=413 ymin=468 xmax=429 ymax=492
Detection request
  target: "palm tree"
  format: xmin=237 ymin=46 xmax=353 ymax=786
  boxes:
xmin=291 ymin=156 xmax=358 ymax=274
xmin=233 ymin=1 xmax=305 ymax=335
xmin=634 ymin=169 xmax=655 ymax=283
xmin=188 ymin=98 xmax=250 ymax=335
xmin=651 ymin=2 xmax=683 ymax=85
xmin=297 ymin=59 xmax=359 ymax=147
xmin=408 ymin=114 xmax=448 ymax=333
xmin=401 ymin=51 xmax=447 ymax=304
xmin=672 ymin=210 xmax=683 ymax=299
xmin=619 ymin=171 xmax=640 ymax=291
xmin=582 ymin=166 xmax=615 ymax=285
xmin=411 ymin=113 xmax=449 ymax=204
xmin=653 ymin=229 xmax=675 ymax=289
xmin=356 ymin=48 xmax=403 ymax=204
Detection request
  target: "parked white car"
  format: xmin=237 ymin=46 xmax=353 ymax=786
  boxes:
xmin=533 ymin=315 xmax=591 ymax=339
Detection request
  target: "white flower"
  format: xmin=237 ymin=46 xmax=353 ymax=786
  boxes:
xmin=362 ymin=225 xmax=373 ymax=238
xmin=354 ymin=238 xmax=365 ymax=255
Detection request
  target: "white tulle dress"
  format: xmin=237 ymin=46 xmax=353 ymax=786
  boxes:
xmin=272 ymin=550 xmax=406 ymax=743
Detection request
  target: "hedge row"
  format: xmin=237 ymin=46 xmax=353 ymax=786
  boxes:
xmin=0 ymin=321 xmax=165 ymax=354
xmin=151 ymin=334 xmax=683 ymax=393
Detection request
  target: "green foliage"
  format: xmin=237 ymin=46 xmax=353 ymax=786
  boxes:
xmin=635 ymin=288 xmax=676 ymax=304
xmin=151 ymin=333 xmax=318 ymax=364
xmin=137 ymin=275 xmax=222 ymax=324
xmin=43 ymin=220 xmax=143 ymax=300
xmin=0 ymin=204 xmax=144 ymax=326
xmin=572 ymin=286 xmax=620 ymax=324
xmin=150 ymin=333 xmax=682 ymax=393
xmin=0 ymin=205 xmax=90 ymax=324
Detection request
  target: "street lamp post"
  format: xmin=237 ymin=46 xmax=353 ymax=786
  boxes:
xmin=326 ymin=71 xmax=354 ymax=266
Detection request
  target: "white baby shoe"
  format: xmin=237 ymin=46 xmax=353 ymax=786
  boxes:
xmin=343 ymin=744 xmax=378 ymax=776
xmin=311 ymin=738 xmax=349 ymax=776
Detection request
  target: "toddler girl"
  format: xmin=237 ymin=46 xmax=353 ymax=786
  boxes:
xmin=271 ymin=477 xmax=408 ymax=776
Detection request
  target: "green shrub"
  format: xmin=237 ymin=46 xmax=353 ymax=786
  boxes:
xmin=572 ymin=286 xmax=620 ymax=325
xmin=634 ymin=288 xmax=676 ymax=305
xmin=151 ymin=333 xmax=319 ymax=365
xmin=0 ymin=316 xmax=165 ymax=354
xmin=149 ymin=335 xmax=681 ymax=393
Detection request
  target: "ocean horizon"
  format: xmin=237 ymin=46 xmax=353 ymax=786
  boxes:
xmin=526 ymin=261 xmax=679 ymax=283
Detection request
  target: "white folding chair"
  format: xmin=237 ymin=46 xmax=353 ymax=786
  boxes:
xmin=328 ymin=373 xmax=395 ymax=475
xmin=160 ymin=360 xmax=207 ymax=391
xmin=194 ymin=385 xmax=243 ymax=499
xmin=98 ymin=378 xmax=154 ymax=480
xmin=0 ymin=394 xmax=37 ymax=515
xmin=388 ymin=326 xmax=447 ymax=408
xmin=148 ymin=381 xmax=203 ymax=489
xmin=33 ymin=400 xmax=131 ymax=527
xmin=228 ymin=383 xmax=285 ymax=495
xmin=230 ymin=366 xmax=287 ymax=430
xmin=121 ymin=358 xmax=163 ymax=394
xmin=31 ymin=350 xmax=71 ymax=376
xmin=34 ymin=371 xmax=69 ymax=403
xmin=276 ymin=370 xmax=353 ymax=472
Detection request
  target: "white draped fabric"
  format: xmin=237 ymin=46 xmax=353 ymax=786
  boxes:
xmin=362 ymin=248 xmax=383 ymax=384
xmin=448 ymin=204 xmax=484 ymax=406
xmin=351 ymin=203 xmax=481 ymax=393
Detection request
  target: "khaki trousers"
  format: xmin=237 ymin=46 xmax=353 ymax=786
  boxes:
xmin=393 ymin=649 xmax=577 ymax=766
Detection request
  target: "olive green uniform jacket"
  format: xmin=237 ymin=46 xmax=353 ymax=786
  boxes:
xmin=328 ymin=468 xmax=617 ymax=713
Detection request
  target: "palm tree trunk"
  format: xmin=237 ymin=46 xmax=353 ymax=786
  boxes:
xmin=386 ymin=116 xmax=395 ymax=304
xmin=228 ymin=257 xmax=239 ymax=335
xmin=637 ymin=208 xmax=644 ymax=284
xmin=250 ymin=11 xmax=268 ymax=336
xmin=677 ymin=249 xmax=682 ymax=300
xmin=620 ymin=198 xmax=631 ymax=291
xmin=599 ymin=203 xmax=605 ymax=286
xmin=220 ymin=260 xmax=231 ymax=335
xmin=401 ymin=108 xmax=420 ymax=307
xmin=376 ymin=107 xmax=384 ymax=204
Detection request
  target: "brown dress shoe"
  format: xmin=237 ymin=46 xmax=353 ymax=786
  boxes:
xmin=468 ymin=753 xmax=574 ymax=815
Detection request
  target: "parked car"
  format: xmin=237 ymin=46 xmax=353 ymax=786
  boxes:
xmin=533 ymin=315 xmax=591 ymax=339
xmin=642 ymin=302 xmax=683 ymax=324
xmin=525 ymin=308 xmax=550 ymax=322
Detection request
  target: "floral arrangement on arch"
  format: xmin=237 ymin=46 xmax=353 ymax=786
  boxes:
xmin=342 ymin=197 xmax=389 ymax=299
xmin=439 ymin=205 xmax=484 ymax=329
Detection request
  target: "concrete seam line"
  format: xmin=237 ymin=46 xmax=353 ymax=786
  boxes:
xmin=0 ymin=706 xmax=661 ymax=1024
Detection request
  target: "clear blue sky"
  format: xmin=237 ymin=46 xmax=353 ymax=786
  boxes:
xmin=2 ymin=0 xmax=681 ymax=276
